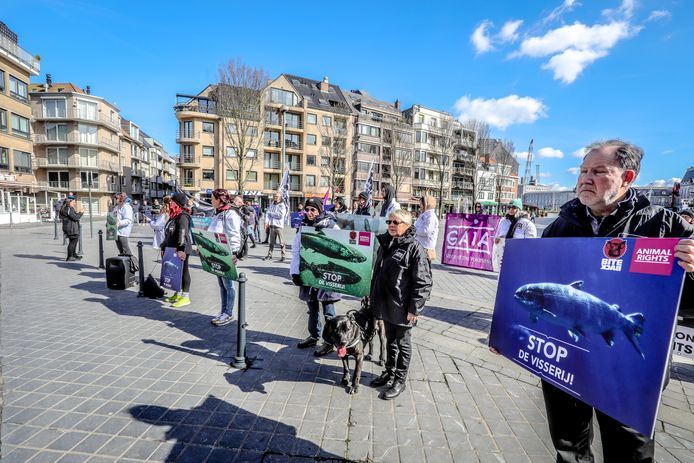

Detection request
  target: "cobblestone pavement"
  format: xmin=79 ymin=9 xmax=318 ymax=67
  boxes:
xmin=1 ymin=222 xmax=693 ymax=462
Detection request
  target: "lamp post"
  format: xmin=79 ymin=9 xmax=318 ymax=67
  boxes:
xmin=280 ymin=105 xmax=288 ymax=175
xmin=88 ymin=176 xmax=94 ymax=238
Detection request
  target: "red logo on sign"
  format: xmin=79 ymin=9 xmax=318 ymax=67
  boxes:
xmin=349 ymin=231 xmax=357 ymax=240
xmin=603 ymin=238 xmax=627 ymax=259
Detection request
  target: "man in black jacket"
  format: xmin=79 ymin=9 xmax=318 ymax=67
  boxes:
xmin=541 ymin=139 xmax=694 ymax=463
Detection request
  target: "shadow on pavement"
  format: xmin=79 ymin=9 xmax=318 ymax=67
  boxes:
xmin=13 ymin=253 xmax=63 ymax=261
xmin=129 ymin=396 xmax=352 ymax=462
xmin=421 ymin=304 xmax=493 ymax=330
xmin=431 ymin=262 xmax=499 ymax=281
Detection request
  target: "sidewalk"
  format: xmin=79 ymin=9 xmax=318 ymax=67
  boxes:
xmin=1 ymin=223 xmax=693 ymax=462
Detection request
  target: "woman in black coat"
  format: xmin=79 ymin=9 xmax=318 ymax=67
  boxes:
xmin=60 ymin=196 xmax=84 ymax=261
xmin=369 ymin=209 xmax=432 ymax=400
xmin=161 ymin=193 xmax=193 ymax=308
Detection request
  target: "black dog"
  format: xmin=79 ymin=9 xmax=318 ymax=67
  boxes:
xmin=362 ymin=299 xmax=386 ymax=366
xmin=323 ymin=308 xmax=375 ymax=394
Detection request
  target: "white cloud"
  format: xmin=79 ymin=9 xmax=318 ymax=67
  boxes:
xmin=471 ymin=21 xmax=494 ymax=54
xmin=572 ymin=148 xmax=586 ymax=158
xmin=537 ymin=147 xmax=564 ymax=158
xmin=542 ymin=48 xmax=609 ymax=83
xmin=453 ymin=94 xmax=548 ymax=130
xmin=647 ymin=178 xmax=680 ymax=187
xmin=603 ymin=0 xmax=636 ymax=20
xmin=538 ymin=172 xmax=552 ymax=178
xmin=499 ymin=20 xmax=523 ymax=43
xmin=567 ymin=167 xmax=581 ymax=175
xmin=549 ymin=183 xmax=572 ymax=191
xmin=647 ymin=10 xmax=671 ymax=22
xmin=515 ymin=151 xmax=530 ymax=162
xmin=544 ymin=0 xmax=581 ymax=24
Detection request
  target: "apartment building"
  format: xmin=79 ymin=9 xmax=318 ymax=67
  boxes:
xmin=476 ymin=139 xmax=520 ymax=214
xmin=680 ymin=166 xmax=694 ymax=209
xmin=174 ymin=74 xmax=355 ymax=209
xmin=29 ymin=78 xmax=121 ymax=215
xmin=0 ymin=21 xmax=40 ymax=221
xmin=342 ymin=90 xmax=415 ymax=207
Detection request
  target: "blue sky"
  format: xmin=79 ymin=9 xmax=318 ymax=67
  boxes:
xmin=4 ymin=0 xmax=692 ymax=190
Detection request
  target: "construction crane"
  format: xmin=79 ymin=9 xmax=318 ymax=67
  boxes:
xmin=523 ymin=139 xmax=534 ymax=186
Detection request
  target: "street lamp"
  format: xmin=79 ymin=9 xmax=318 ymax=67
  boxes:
xmin=280 ymin=105 xmax=288 ymax=174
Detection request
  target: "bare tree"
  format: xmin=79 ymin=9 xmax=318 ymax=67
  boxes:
xmin=428 ymin=119 xmax=455 ymax=215
xmin=212 ymin=59 xmax=268 ymax=193
xmin=319 ymin=115 xmax=352 ymax=201
xmin=494 ymin=139 xmax=519 ymax=206
xmin=462 ymin=119 xmax=494 ymax=207
xmin=381 ymin=117 xmax=413 ymax=201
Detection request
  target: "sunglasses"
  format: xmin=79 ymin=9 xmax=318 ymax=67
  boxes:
xmin=385 ymin=220 xmax=404 ymax=225
xmin=509 ymin=206 xmax=518 ymax=209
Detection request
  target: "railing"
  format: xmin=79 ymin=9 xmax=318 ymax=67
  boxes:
xmin=179 ymin=155 xmax=199 ymax=165
xmin=40 ymin=180 xmax=118 ymax=192
xmin=264 ymin=139 xmax=280 ymax=148
xmin=32 ymin=134 xmax=120 ymax=152
xmin=263 ymin=161 xmax=280 ymax=170
xmin=288 ymin=162 xmax=302 ymax=171
xmin=452 ymin=167 xmax=474 ymax=176
xmin=264 ymin=181 xmax=279 ymax=190
xmin=130 ymin=169 xmax=146 ymax=177
xmin=452 ymin=182 xmax=474 ymax=190
xmin=176 ymin=131 xmax=201 ymax=142
xmin=285 ymin=141 xmax=302 ymax=150
xmin=35 ymin=158 xmax=119 ymax=171
xmin=32 ymin=109 xmax=120 ymax=131
xmin=182 ymin=179 xmax=200 ymax=188
xmin=0 ymin=34 xmax=40 ymax=74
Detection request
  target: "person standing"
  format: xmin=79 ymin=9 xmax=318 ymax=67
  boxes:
xmin=60 ymin=194 xmax=84 ymax=261
xmin=370 ymin=209 xmax=432 ymax=400
xmin=378 ymin=184 xmax=400 ymax=217
xmin=242 ymin=199 xmax=257 ymax=248
xmin=146 ymin=196 xmax=169 ymax=251
xmin=289 ymin=198 xmax=341 ymax=356
xmin=355 ymin=192 xmax=371 ymax=216
xmin=161 ymin=193 xmax=194 ymax=308
xmin=414 ymin=195 xmax=440 ymax=261
xmin=112 ymin=192 xmax=134 ymax=256
xmin=473 ymin=202 xmax=484 ymax=214
xmin=253 ymin=201 xmax=262 ymax=242
xmin=680 ymin=209 xmax=694 ymax=224
xmin=494 ymin=198 xmax=537 ymax=243
xmin=538 ymin=140 xmax=694 ymax=463
xmin=208 ymin=189 xmax=241 ymax=326
xmin=263 ymin=192 xmax=288 ymax=262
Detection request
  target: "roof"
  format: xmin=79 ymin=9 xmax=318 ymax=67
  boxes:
xmin=681 ymin=166 xmax=694 ymax=184
xmin=282 ymin=74 xmax=353 ymax=115
xmin=342 ymin=89 xmax=401 ymax=116
xmin=29 ymin=82 xmax=85 ymax=94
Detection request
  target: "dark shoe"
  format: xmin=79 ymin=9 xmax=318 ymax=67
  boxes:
xmin=383 ymin=381 xmax=406 ymax=400
xmin=263 ymin=254 xmax=272 ymax=261
xmin=370 ymin=371 xmax=393 ymax=388
xmin=250 ymin=244 xmax=256 ymax=248
xmin=75 ymin=255 xmax=83 ymax=260
xmin=313 ymin=344 xmax=334 ymax=357
xmin=279 ymin=255 xmax=286 ymax=262
xmin=297 ymin=336 xmax=318 ymax=349
xmin=212 ymin=313 xmax=233 ymax=326
xmin=66 ymin=257 xmax=77 ymax=262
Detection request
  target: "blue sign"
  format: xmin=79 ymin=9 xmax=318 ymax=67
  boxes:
xmin=160 ymin=247 xmax=183 ymax=292
xmin=489 ymin=237 xmax=685 ymax=437
xmin=290 ymin=212 xmax=303 ymax=228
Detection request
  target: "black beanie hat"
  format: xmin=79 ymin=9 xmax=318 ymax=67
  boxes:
xmin=358 ymin=191 xmax=368 ymax=200
xmin=172 ymin=192 xmax=188 ymax=208
xmin=304 ymin=198 xmax=323 ymax=213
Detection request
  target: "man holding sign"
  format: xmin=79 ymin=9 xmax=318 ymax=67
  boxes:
xmin=540 ymin=140 xmax=694 ymax=462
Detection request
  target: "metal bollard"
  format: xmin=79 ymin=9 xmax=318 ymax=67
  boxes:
xmin=98 ymin=230 xmax=105 ymax=269
xmin=137 ymin=241 xmax=145 ymax=297
xmin=53 ymin=219 xmax=58 ymax=240
xmin=77 ymin=223 xmax=83 ymax=256
xmin=231 ymin=273 xmax=248 ymax=369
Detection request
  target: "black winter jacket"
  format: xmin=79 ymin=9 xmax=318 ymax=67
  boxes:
xmin=60 ymin=204 xmax=83 ymax=236
xmin=370 ymin=226 xmax=433 ymax=326
xmin=161 ymin=212 xmax=193 ymax=254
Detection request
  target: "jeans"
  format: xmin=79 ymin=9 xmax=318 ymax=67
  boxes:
xmin=383 ymin=322 xmax=413 ymax=383
xmin=116 ymin=236 xmax=132 ymax=256
xmin=217 ymin=277 xmax=236 ymax=316
xmin=246 ymin=225 xmax=256 ymax=245
xmin=254 ymin=224 xmax=261 ymax=242
xmin=67 ymin=235 xmax=79 ymax=259
xmin=307 ymin=299 xmax=335 ymax=341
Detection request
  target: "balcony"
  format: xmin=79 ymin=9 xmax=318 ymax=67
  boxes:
xmin=131 ymin=169 xmax=146 ymax=177
xmin=178 ymin=155 xmax=200 ymax=166
xmin=181 ymin=179 xmax=201 ymax=190
xmin=32 ymin=134 xmax=120 ymax=153
xmin=452 ymin=167 xmax=474 ymax=177
xmin=35 ymin=158 xmax=120 ymax=172
xmin=176 ymin=131 xmax=201 ymax=143
xmin=32 ymin=109 xmax=120 ymax=131
xmin=263 ymin=161 xmax=280 ymax=170
xmin=264 ymin=181 xmax=279 ymax=190
xmin=0 ymin=34 xmax=40 ymax=75
xmin=452 ymin=181 xmax=474 ymax=190
xmin=39 ymin=180 xmax=118 ymax=192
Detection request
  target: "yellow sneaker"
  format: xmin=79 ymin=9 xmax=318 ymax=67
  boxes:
xmin=171 ymin=297 xmax=191 ymax=308
xmin=165 ymin=293 xmax=180 ymax=304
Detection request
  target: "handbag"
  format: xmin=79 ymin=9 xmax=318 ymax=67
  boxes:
xmin=143 ymin=274 xmax=165 ymax=299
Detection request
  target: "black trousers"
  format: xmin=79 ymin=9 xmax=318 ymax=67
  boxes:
xmin=383 ymin=321 xmax=412 ymax=383
xmin=116 ymin=236 xmax=132 ymax=256
xmin=542 ymin=381 xmax=654 ymax=463
xmin=181 ymin=256 xmax=191 ymax=293
xmin=67 ymin=235 xmax=78 ymax=259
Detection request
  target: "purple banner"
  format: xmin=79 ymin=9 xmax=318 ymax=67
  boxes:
xmin=441 ymin=214 xmax=500 ymax=271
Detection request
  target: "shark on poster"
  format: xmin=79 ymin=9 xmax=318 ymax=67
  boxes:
xmin=489 ymin=237 xmax=686 ymax=438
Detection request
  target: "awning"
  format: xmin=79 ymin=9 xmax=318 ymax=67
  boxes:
xmin=479 ymin=200 xmax=497 ymax=206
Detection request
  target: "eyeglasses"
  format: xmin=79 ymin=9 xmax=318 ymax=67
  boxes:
xmin=385 ymin=220 xmax=404 ymax=225
xmin=305 ymin=207 xmax=319 ymax=213
xmin=508 ymin=206 xmax=518 ymax=209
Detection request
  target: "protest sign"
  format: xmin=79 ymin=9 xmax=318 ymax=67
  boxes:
xmin=299 ymin=227 xmax=374 ymax=297
xmin=160 ymin=247 xmax=183 ymax=292
xmin=105 ymin=213 xmax=117 ymax=241
xmin=673 ymin=325 xmax=694 ymax=359
xmin=192 ymin=229 xmax=238 ymax=280
xmin=489 ymin=237 xmax=685 ymax=437
xmin=334 ymin=213 xmax=386 ymax=234
xmin=441 ymin=214 xmax=500 ymax=271
xmin=191 ymin=216 xmax=212 ymax=229
xmin=290 ymin=212 xmax=303 ymax=228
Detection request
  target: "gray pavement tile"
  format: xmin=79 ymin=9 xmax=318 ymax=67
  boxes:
xmin=424 ymin=446 xmax=455 ymax=463
xmin=2 ymin=424 xmax=43 ymax=445
xmin=6 ymin=407 xmax=46 ymax=424
xmin=298 ymin=421 xmax=325 ymax=439
xmin=56 ymin=453 xmax=90 ymax=463
xmin=398 ymin=445 xmax=426 ymax=463
xmin=27 ymin=450 xmax=67 ymax=462
xmin=94 ymin=417 xmax=131 ymax=435
xmin=71 ymin=434 xmax=112 ymax=454
xmin=206 ymin=447 xmax=238 ymax=462
xmin=234 ymin=449 xmax=264 ymax=463
xmin=372 ymin=443 xmax=400 ymax=462
xmin=25 ymin=428 xmax=66 ymax=447
xmin=241 ymin=431 xmax=272 ymax=452
xmin=46 ymin=431 xmax=90 ymax=451
xmin=190 ymin=426 xmax=224 ymax=446
xmin=1 ymin=447 xmax=38 ymax=463
xmin=117 ymin=420 xmax=152 ymax=438
xmin=96 ymin=436 xmax=137 ymax=458
xmin=217 ymin=429 xmax=246 ymax=449
xmin=468 ymin=434 xmax=499 ymax=452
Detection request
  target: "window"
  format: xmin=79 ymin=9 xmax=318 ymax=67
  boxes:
xmin=306 ymin=175 xmax=316 ymax=187
xmin=307 ymin=113 xmax=317 ymax=125
xmin=0 ymin=70 xmax=4 ymax=93
xmin=320 ymin=156 xmax=330 ymax=167
xmin=306 ymin=155 xmax=316 ymax=166
xmin=0 ymin=109 xmax=6 ymax=132
xmin=417 ymin=114 xmax=424 ymax=123
xmin=289 ymin=175 xmax=300 ymax=191
xmin=246 ymin=149 xmax=257 ymax=158
xmin=226 ymin=169 xmax=238 ymax=181
xmin=80 ymin=171 xmax=98 ymax=187
xmin=43 ymin=99 xmax=66 ymax=117
xmin=76 ymin=100 xmax=98 ymax=120
xmin=322 ymin=116 xmax=331 ymax=127
xmin=130 ymin=124 xmax=140 ymax=140
xmin=430 ymin=117 xmax=437 ymax=128
xmin=13 ymin=150 xmax=32 ymax=173
xmin=285 ymin=113 xmax=301 ymax=129
xmin=202 ymin=170 xmax=215 ymax=180
xmin=47 ymin=147 xmax=69 ymax=165
xmin=0 ymin=147 xmax=8 ymax=169
xmin=264 ymin=131 xmax=280 ymax=147
xmin=285 ymin=133 xmax=300 ymax=149
xmin=78 ymin=124 xmax=97 ymax=144
xmin=320 ymin=176 xmax=330 ymax=187
xmin=357 ymin=143 xmax=379 ymax=155
xmin=416 ymin=131 xmax=427 ymax=143
xmin=48 ymin=171 xmax=70 ymax=188
xmin=264 ymin=152 xmax=279 ymax=169
xmin=182 ymin=121 xmax=193 ymax=138
xmin=9 ymin=76 xmax=28 ymax=102
xmin=269 ymin=88 xmax=298 ymax=106
xmin=202 ymin=122 xmax=214 ymax=133
xmin=307 ymin=134 xmax=317 ymax=145
xmin=46 ymin=123 xmax=68 ymax=141
xmin=358 ymin=124 xmax=380 ymax=137
xmin=321 ymin=136 xmax=331 ymax=146
xmin=79 ymin=148 xmax=97 ymax=167
xmin=246 ymin=171 xmax=258 ymax=182
xmin=246 ymin=126 xmax=258 ymax=136
xmin=202 ymin=146 xmax=214 ymax=157
xmin=226 ymin=147 xmax=237 ymax=157
xmin=398 ymin=132 xmax=413 ymax=144
xmin=11 ymin=114 xmax=29 ymax=138
xmin=265 ymin=111 xmax=279 ymax=125
xmin=334 ymin=118 xmax=347 ymax=131
xmin=264 ymin=173 xmax=280 ymax=189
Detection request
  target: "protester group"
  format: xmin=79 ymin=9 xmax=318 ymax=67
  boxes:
xmin=56 ymin=139 xmax=694 ymax=463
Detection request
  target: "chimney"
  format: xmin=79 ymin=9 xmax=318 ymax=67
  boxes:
xmin=46 ymin=74 xmax=52 ymax=86
xmin=319 ymin=76 xmax=329 ymax=92
xmin=86 ymin=85 xmax=91 ymax=95
xmin=394 ymin=99 xmax=400 ymax=110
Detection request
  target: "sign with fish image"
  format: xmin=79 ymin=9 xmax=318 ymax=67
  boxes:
xmin=160 ymin=247 xmax=183 ymax=292
xmin=489 ymin=237 xmax=686 ymax=438
xmin=441 ymin=214 xmax=500 ymax=272
xmin=299 ymin=227 xmax=374 ymax=297
xmin=105 ymin=213 xmax=118 ymax=241
xmin=334 ymin=213 xmax=387 ymax=235
xmin=192 ymin=229 xmax=238 ymax=281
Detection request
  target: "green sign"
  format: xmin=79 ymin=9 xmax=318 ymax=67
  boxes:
xmin=192 ymin=229 xmax=238 ymax=280
xmin=299 ymin=226 xmax=374 ymax=297
xmin=334 ymin=213 xmax=387 ymax=235
xmin=106 ymin=213 xmax=117 ymax=241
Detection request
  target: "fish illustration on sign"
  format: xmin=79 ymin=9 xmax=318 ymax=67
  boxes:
xmin=163 ymin=260 xmax=180 ymax=271
xmin=106 ymin=215 xmax=117 ymax=225
xmin=301 ymin=231 xmax=366 ymax=263
xmin=194 ymin=233 xmax=230 ymax=256
xmin=299 ymin=256 xmax=362 ymax=285
xmin=513 ymin=280 xmax=646 ymax=358
xmin=200 ymin=253 xmax=231 ymax=273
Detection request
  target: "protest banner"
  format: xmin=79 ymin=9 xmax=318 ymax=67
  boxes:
xmin=105 ymin=212 xmax=117 ymax=241
xmin=192 ymin=229 xmax=238 ymax=280
xmin=489 ymin=237 xmax=686 ymax=437
xmin=160 ymin=247 xmax=183 ymax=292
xmin=441 ymin=213 xmax=500 ymax=271
xmin=299 ymin=226 xmax=374 ymax=297
xmin=334 ymin=213 xmax=386 ymax=234
xmin=673 ymin=325 xmax=694 ymax=359
xmin=290 ymin=212 xmax=303 ymax=228
xmin=191 ymin=216 xmax=212 ymax=229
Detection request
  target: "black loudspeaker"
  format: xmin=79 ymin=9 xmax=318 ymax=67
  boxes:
xmin=106 ymin=256 xmax=136 ymax=290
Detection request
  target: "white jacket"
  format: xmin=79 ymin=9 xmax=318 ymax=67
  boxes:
xmin=494 ymin=215 xmax=537 ymax=239
xmin=266 ymin=202 xmax=287 ymax=228
xmin=149 ymin=213 xmax=168 ymax=249
xmin=414 ymin=209 xmax=440 ymax=250
xmin=207 ymin=209 xmax=242 ymax=253
xmin=115 ymin=203 xmax=133 ymax=237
